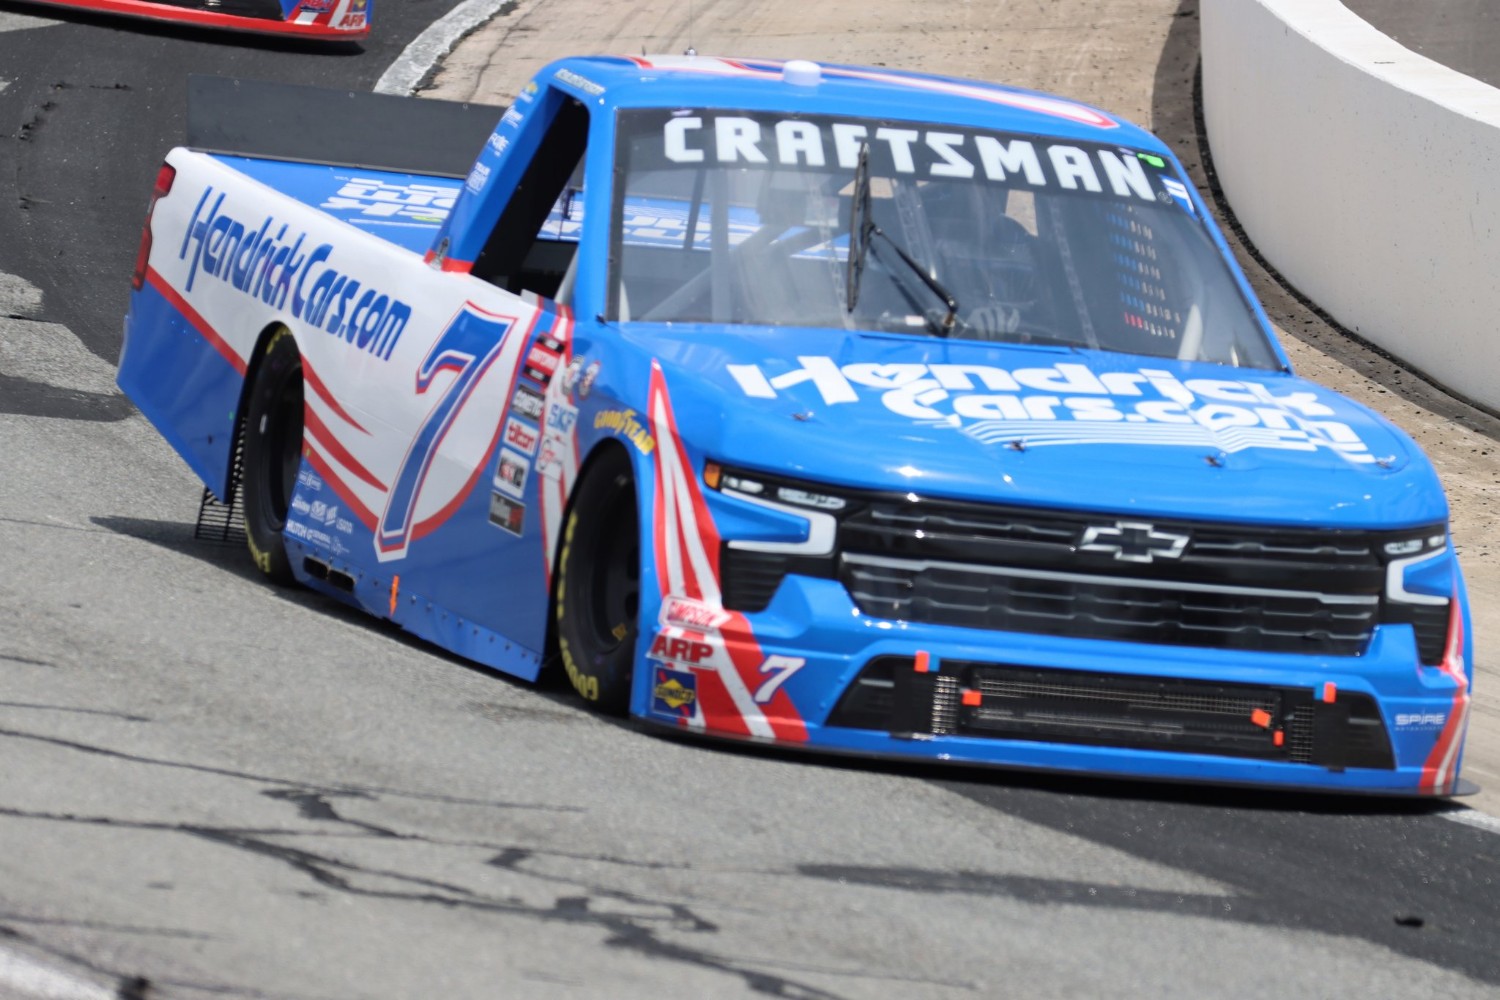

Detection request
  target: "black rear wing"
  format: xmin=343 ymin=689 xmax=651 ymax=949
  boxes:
xmin=187 ymin=76 xmax=504 ymax=178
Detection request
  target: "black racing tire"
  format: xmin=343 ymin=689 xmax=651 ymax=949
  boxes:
xmin=555 ymin=447 xmax=641 ymax=715
xmin=241 ymin=329 xmax=303 ymax=584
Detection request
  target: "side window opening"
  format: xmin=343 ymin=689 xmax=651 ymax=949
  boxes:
xmin=470 ymin=97 xmax=589 ymax=300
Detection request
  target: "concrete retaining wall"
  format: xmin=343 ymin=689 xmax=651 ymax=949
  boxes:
xmin=1201 ymin=0 xmax=1500 ymax=409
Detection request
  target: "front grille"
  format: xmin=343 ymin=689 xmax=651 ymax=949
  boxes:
xmin=828 ymin=656 xmax=1395 ymax=769
xmin=842 ymin=553 xmax=1378 ymax=656
xmin=719 ymin=484 xmax=1448 ymax=660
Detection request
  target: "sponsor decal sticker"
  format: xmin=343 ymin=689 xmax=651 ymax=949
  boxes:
xmin=652 ymin=667 xmax=698 ymax=718
xmin=661 ymin=116 xmax=1157 ymax=201
xmin=494 ymin=449 xmax=531 ymax=499
xmin=594 ymin=408 xmax=655 ymax=454
xmin=555 ymin=68 xmax=605 ymax=96
xmin=649 ymin=633 xmax=714 ymax=664
xmin=180 ymin=188 xmax=411 ymax=361
xmin=321 ymin=178 xmax=455 ymax=224
xmin=727 ymin=357 xmax=1380 ymax=463
xmin=504 ymin=416 xmax=539 ymax=455
xmin=511 ymin=383 xmax=546 ymax=421
xmin=1396 ymin=712 xmax=1447 ymax=729
xmin=465 ymin=162 xmax=491 ymax=195
xmin=488 ymin=493 xmax=526 ymax=535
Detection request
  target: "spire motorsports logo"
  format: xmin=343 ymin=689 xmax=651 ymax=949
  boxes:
xmin=727 ymin=357 xmax=1379 ymax=463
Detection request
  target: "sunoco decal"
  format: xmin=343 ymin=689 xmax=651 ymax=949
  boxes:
xmin=728 ymin=358 xmax=1380 ymax=463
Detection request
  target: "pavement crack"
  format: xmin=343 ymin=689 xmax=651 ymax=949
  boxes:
xmin=0 ymin=725 xmax=581 ymax=815
xmin=0 ymin=701 xmax=149 ymax=722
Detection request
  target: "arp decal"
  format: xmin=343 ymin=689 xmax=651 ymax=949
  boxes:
xmin=649 ymin=634 xmax=714 ymax=664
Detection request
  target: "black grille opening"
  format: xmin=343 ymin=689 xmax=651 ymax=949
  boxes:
xmin=840 ymin=555 xmax=1378 ymax=656
xmin=1386 ymin=602 xmax=1452 ymax=666
xmin=827 ymin=656 xmax=1395 ymax=770
xmin=715 ymin=470 xmax=1445 ymax=661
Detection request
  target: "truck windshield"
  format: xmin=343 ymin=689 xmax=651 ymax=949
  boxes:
xmin=609 ymin=108 xmax=1280 ymax=368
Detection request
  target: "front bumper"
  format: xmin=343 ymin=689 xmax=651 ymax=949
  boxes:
xmin=632 ymin=576 xmax=1473 ymax=796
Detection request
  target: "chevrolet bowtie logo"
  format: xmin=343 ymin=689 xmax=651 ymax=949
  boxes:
xmin=1078 ymin=521 xmax=1191 ymax=563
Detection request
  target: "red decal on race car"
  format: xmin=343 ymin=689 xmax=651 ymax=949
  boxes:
xmin=534 ymin=307 xmax=579 ymax=585
xmin=647 ymin=362 xmax=807 ymax=742
xmin=303 ymin=359 xmax=368 ymax=435
xmin=1420 ymin=596 xmax=1469 ymax=795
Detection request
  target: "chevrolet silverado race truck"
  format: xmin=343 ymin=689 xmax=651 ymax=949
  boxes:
xmin=117 ymin=57 xmax=1474 ymax=795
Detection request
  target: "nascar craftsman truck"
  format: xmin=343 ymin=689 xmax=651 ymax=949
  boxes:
xmin=118 ymin=57 xmax=1473 ymax=795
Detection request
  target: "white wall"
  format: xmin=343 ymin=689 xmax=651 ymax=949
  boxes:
xmin=1201 ymin=0 xmax=1500 ymax=410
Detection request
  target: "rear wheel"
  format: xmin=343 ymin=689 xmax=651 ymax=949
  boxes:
xmin=555 ymin=448 xmax=641 ymax=715
xmin=241 ymin=330 xmax=303 ymax=583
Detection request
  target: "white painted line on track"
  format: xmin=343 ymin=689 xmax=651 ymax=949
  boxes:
xmin=1440 ymin=807 xmax=1500 ymax=836
xmin=375 ymin=0 xmax=514 ymax=96
xmin=0 ymin=946 xmax=114 ymax=1000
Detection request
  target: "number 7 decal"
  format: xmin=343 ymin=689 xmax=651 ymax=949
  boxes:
xmin=753 ymin=655 xmax=805 ymax=704
xmin=377 ymin=302 xmax=516 ymax=561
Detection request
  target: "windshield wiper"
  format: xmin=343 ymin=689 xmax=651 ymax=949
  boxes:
xmin=845 ymin=142 xmax=961 ymax=335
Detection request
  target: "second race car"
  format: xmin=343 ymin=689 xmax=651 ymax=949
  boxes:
xmin=17 ymin=0 xmax=371 ymax=39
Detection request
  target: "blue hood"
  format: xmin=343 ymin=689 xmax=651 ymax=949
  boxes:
xmin=635 ymin=325 xmax=1448 ymax=529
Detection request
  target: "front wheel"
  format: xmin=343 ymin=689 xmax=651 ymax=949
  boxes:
xmin=554 ymin=448 xmax=640 ymax=715
xmin=240 ymin=329 xmax=303 ymax=583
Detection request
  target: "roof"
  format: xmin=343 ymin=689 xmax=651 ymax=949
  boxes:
xmin=540 ymin=54 xmax=1166 ymax=150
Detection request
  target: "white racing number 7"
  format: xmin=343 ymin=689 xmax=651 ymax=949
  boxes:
xmin=753 ymin=654 xmax=806 ymax=704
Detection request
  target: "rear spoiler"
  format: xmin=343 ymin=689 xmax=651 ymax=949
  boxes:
xmin=186 ymin=76 xmax=504 ymax=178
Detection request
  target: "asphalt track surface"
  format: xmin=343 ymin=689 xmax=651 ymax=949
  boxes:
xmin=1345 ymin=0 xmax=1500 ymax=91
xmin=1 ymin=3 xmax=1499 ymax=998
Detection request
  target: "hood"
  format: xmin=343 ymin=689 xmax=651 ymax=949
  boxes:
xmin=636 ymin=325 xmax=1448 ymax=529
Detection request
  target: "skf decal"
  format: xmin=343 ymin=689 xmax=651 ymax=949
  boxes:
xmin=646 ymin=362 xmax=807 ymax=741
xmin=181 ymin=188 xmax=410 ymax=361
xmin=534 ymin=309 xmax=581 ymax=584
xmin=594 ymin=408 xmax=655 ymax=454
